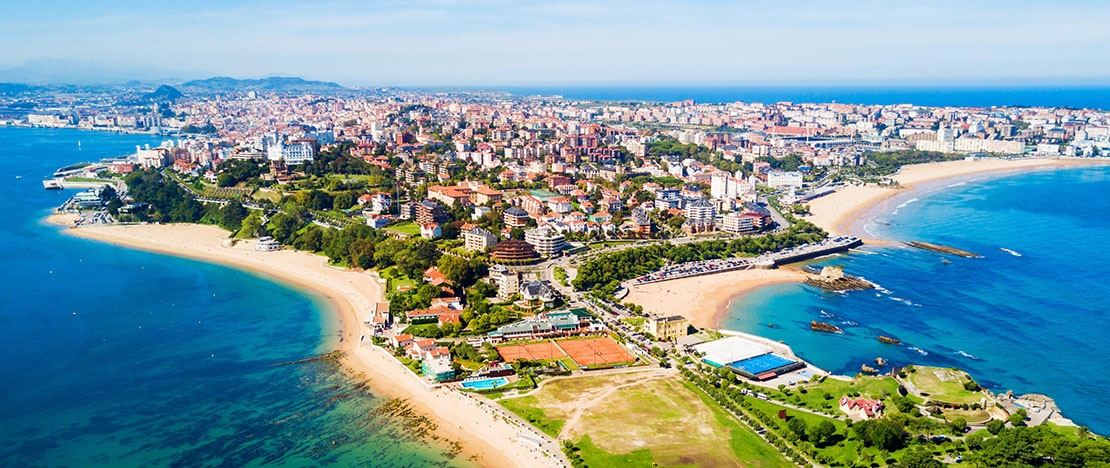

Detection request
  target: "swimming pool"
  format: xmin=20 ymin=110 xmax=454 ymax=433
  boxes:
xmin=729 ymin=354 xmax=797 ymax=376
xmin=461 ymin=377 xmax=510 ymax=390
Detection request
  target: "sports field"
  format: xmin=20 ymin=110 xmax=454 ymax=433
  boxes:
xmin=557 ymin=337 xmax=635 ymax=369
xmin=497 ymin=341 xmax=565 ymax=361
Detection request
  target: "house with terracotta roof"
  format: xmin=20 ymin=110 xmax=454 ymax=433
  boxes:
xmin=839 ymin=396 xmax=884 ymax=420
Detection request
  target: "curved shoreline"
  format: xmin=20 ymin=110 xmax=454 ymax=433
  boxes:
xmin=630 ymin=158 xmax=1110 ymax=332
xmin=45 ymin=215 xmax=544 ymax=468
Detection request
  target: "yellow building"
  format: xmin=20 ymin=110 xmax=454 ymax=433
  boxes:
xmin=646 ymin=315 xmax=690 ymax=341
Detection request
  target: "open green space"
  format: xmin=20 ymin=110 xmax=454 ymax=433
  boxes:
xmin=500 ymin=372 xmax=792 ymax=467
xmin=764 ymin=375 xmax=902 ymax=416
xmin=905 ymin=366 xmax=988 ymax=405
xmin=385 ymin=221 xmax=421 ymax=237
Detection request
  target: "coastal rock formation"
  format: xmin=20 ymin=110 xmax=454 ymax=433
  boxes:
xmin=905 ymin=241 xmax=981 ymax=258
xmin=810 ymin=320 xmax=843 ymax=333
xmin=861 ymin=364 xmax=879 ymax=375
xmin=878 ymin=335 xmax=902 ymax=345
xmin=875 ymin=357 xmax=887 ymax=367
xmin=805 ymin=266 xmax=874 ymax=291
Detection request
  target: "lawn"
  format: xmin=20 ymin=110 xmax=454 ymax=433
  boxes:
xmin=385 ymin=221 xmax=421 ymax=237
xmin=378 ymin=266 xmax=417 ymax=291
xmin=501 ymin=372 xmax=792 ymax=467
xmin=906 ymin=366 xmax=987 ymax=405
xmin=743 ymin=397 xmax=873 ymax=466
xmin=766 ymin=375 xmax=902 ymax=416
xmin=498 ymin=396 xmax=565 ymax=437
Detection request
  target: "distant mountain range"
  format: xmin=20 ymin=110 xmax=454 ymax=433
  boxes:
xmin=177 ymin=76 xmax=345 ymax=94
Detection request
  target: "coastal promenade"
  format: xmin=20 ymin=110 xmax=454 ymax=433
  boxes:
xmin=633 ymin=236 xmax=863 ymax=285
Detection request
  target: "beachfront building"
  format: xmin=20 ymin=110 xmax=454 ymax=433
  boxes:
xmin=719 ymin=212 xmax=770 ymax=233
xmin=524 ymin=226 xmax=565 ymax=257
xmin=463 ymin=226 xmax=498 ymax=252
xmin=839 ymin=396 xmax=884 ymax=420
xmin=691 ymin=336 xmax=805 ymax=381
xmin=646 ymin=315 xmax=690 ymax=342
xmin=421 ymin=350 xmax=456 ymax=382
xmin=255 ymin=236 xmax=280 ymax=251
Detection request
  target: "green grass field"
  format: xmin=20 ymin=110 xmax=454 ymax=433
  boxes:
xmin=500 ymin=372 xmax=792 ymax=467
xmin=766 ymin=375 xmax=902 ymax=416
xmin=385 ymin=221 xmax=421 ymax=237
xmin=906 ymin=366 xmax=987 ymax=405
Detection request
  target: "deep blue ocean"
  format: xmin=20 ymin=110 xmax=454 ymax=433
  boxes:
xmin=0 ymin=127 xmax=457 ymax=467
xmin=497 ymin=85 xmax=1110 ymax=109
xmin=726 ymin=166 xmax=1110 ymax=434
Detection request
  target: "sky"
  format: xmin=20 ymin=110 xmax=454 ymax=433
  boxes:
xmin=2 ymin=0 xmax=1109 ymax=86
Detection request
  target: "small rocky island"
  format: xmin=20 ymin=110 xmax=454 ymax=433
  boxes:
xmin=905 ymin=241 xmax=981 ymax=258
xmin=878 ymin=335 xmax=902 ymax=345
xmin=810 ymin=320 xmax=843 ymax=333
xmin=805 ymin=266 xmax=874 ymax=291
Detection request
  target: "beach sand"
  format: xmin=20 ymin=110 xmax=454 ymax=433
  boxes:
xmin=625 ymin=268 xmax=806 ymax=329
xmin=628 ymin=158 xmax=1110 ymax=331
xmin=47 ymin=215 xmax=550 ymax=468
xmin=806 ymin=158 xmax=1110 ymax=239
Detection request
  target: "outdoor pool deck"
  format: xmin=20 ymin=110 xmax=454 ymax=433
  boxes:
xmin=461 ymin=377 xmax=510 ymax=390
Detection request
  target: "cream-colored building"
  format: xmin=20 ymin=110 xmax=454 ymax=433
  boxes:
xmin=646 ymin=315 xmax=690 ymax=341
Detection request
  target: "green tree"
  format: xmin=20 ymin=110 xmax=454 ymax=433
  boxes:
xmin=349 ymin=238 xmax=376 ymax=269
xmin=787 ymin=416 xmax=808 ymax=440
xmin=239 ymin=211 xmax=265 ymax=237
xmin=896 ymin=449 xmax=942 ymax=468
xmin=986 ymin=419 xmax=1006 ymax=435
xmin=333 ymin=192 xmax=355 ymax=210
xmin=809 ymin=420 xmax=836 ymax=447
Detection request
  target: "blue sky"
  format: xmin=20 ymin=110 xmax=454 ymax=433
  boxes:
xmin=2 ymin=0 xmax=1109 ymax=86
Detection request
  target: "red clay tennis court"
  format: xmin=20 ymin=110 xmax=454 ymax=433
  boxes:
xmin=496 ymin=341 xmax=565 ymax=361
xmin=556 ymin=337 xmax=636 ymax=368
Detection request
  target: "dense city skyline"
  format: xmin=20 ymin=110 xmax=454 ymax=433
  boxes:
xmin=3 ymin=0 xmax=1110 ymax=86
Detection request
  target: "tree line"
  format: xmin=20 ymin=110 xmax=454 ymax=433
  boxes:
xmin=572 ymin=220 xmax=827 ymax=291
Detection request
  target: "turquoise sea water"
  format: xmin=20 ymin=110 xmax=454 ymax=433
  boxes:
xmin=725 ymin=166 xmax=1110 ymax=434
xmin=0 ymin=127 xmax=458 ymax=467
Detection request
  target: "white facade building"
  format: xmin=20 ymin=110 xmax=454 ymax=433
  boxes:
xmin=766 ymin=171 xmax=804 ymax=190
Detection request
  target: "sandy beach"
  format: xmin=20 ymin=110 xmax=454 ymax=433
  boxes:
xmin=47 ymin=214 xmax=550 ymax=468
xmin=806 ymin=158 xmax=1110 ymax=240
xmin=625 ymin=268 xmax=806 ymax=329
xmin=628 ymin=157 xmax=1110 ymax=331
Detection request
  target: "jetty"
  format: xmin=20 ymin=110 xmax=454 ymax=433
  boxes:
xmin=905 ymin=241 xmax=981 ymax=258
